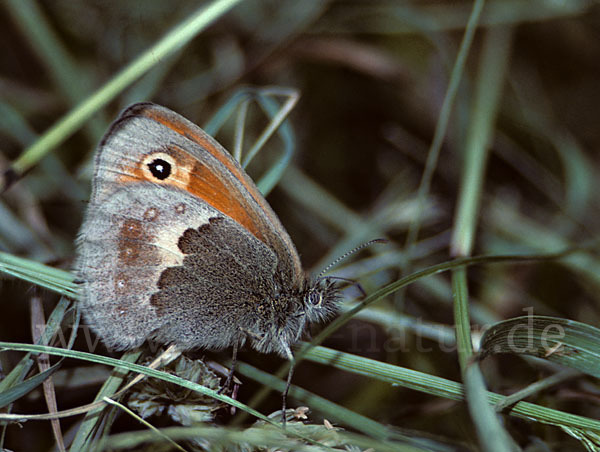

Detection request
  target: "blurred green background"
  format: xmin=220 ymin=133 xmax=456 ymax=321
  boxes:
xmin=1 ymin=0 xmax=600 ymax=450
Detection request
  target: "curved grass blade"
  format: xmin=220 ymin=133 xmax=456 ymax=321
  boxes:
xmin=0 ymin=342 xmax=329 ymax=449
xmin=302 ymin=344 xmax=600 ymax=434
xmin=3 ymin=0 xmax=244 ymax=188
xmin=203 ymin=86 xmax=299 ymax=195
xmin=236 ymin=361 xmax=393 ymax=441
xmin=479 ymin=315 xmax=600 ymax=379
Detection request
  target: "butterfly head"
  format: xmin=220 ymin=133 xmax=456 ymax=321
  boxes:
xmin=247 ymin=276 xmax=341 ymax=359
xmin=302 ymin=277 xmax=341 ymax=324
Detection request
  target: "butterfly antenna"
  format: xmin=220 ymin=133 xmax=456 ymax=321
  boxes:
xmin=317 ymin=238 xmax=388 ymax=279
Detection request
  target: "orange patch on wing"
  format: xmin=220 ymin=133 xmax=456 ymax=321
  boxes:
xmin=187 ymin=161 xmax=264 ymax=241
xmin=115 ymin=146 xmax=265 ymax=242
xmin=139 ymin=108 xmax=265 ymax=211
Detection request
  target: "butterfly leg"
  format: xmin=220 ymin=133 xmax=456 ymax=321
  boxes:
xmin=217 ymin=340 xmax=239 ymax=395
xmin=279 ymin=341 xmax=297 ymax=428
xmin=281 ymin=358 xmax=296 ymax=428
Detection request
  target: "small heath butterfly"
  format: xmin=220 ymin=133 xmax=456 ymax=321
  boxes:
xmin=76 ymin=103 xmax=340 ymax=367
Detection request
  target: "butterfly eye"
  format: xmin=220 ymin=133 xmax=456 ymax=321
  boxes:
xmin=307 ymin=290 xmax=323 ymax=306
xmin=147 ymin=158 xmax=172 ymax=180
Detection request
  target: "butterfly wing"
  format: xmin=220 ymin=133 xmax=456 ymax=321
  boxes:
xmin=91 ymin=102 xmax=302 ymax=283
xmin=76 ymin=103 xmax=304 ymax=350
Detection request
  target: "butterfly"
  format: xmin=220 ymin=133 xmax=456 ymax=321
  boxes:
xmin=75 ymin=102 xmax=341 ymax=416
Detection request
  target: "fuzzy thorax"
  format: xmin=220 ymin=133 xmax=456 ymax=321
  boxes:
xmin=247 ymin=277 xmax=341 ymax=359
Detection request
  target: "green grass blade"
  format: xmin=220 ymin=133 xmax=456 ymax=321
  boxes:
xmin=0 ymin=252 xmax=78 ymax=298
xmin=479 ymin=315 xmax=600 ymax=379
xmin=7 ymin=0 xmax=245 ymax=179
xmin=302 ymin=344 xmax=600 ymax=434
xmin=448 ymin=19 xmax=516 ymax=451
xmin=405 ymin=0 xmax=485 ymax=252
xmin=236 ymin=361 xmax=394 ymax=441
xmin=0 ymin=362 xmax=62 ymax=409
xmin=69 ymin=350 xmax=143 ymax=452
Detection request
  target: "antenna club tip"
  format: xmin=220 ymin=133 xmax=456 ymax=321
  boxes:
xmin=371 ymin=238 xmax=389 ymax=244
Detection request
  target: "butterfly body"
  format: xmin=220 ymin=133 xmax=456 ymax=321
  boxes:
xmin=76 ymin=103 xmax=338 ymax=358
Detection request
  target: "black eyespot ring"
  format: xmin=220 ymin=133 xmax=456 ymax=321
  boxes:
xmin=147 ymin=158 xmax=171 ymax=180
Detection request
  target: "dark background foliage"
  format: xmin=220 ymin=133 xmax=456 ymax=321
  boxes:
xmin=1 ymin=1 xmax=600 ymax=450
